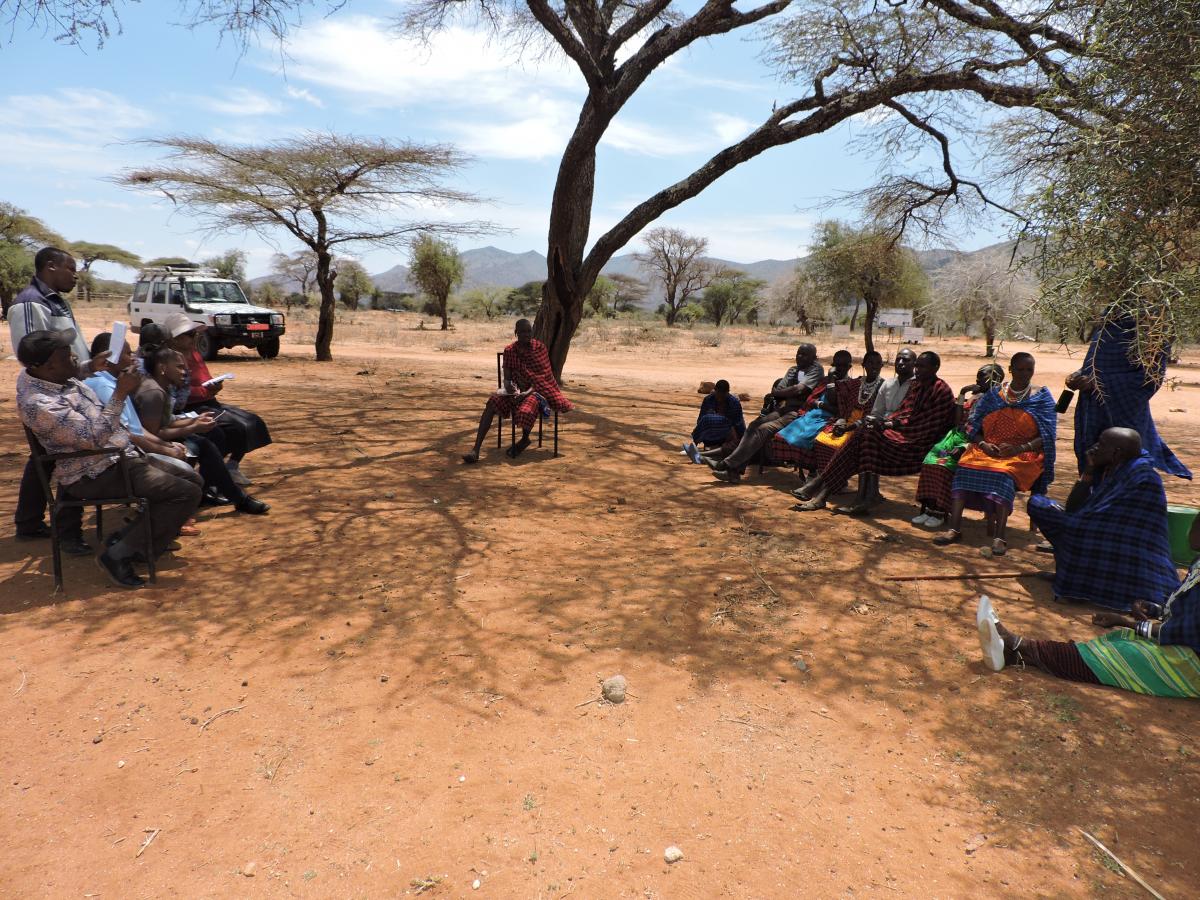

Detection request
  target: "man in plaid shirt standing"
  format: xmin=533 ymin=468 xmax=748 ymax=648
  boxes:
xmin=462 ymin=319 xmax=573 ymax=463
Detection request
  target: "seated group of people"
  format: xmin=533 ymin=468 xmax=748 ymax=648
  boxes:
xmin=12 ymin=247 xmax=272 ymax=590
xmin=686 ymin=324 xmax=1200 ymax=700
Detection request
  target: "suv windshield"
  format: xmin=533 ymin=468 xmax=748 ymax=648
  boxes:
xmin=173 ymin=281 xmax=249 ymax=305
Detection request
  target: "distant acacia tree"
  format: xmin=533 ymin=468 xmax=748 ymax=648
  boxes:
xmin=701 ymin=271 xmax=765 ymax=326
xmin=270 ymin=250 xmax=316 ymax=298
xmin=0 ymin=202 xmax=62 ymax=314
xmin=144 ymin=256 xmax=193 ymax=267
xmin=70 ymin=242 xmax=141 ymax=301
xmin=336 ymin=258 xmax=374 ymax=310
xmin=201 ymin=249 xmax=248 ymax=282
xmin=930 ymin=256 xmax=1030 ymax=357
xmin=805 ymin=222 xmax=927 ymax=353
xmin=409 ymin=234 xmax=464 ymax=330
xmin=635 ymin=228 xmax=712 ymax=326
xmin=116 ymin=133 xmax=488 ymax=360
xmin=459 ymin=286 xmax=509 ymax=319
xmin=504 ymin=280 xmax=544 ymax=317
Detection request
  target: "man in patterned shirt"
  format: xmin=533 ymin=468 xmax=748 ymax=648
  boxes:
xmin=16 ymin=330 xmax=202 ymax=589
xmin=462 ymin=318 xmax=574 ymax=463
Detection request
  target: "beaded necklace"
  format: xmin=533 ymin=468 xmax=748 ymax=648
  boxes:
xmin=1001 ymin=381 xmax=1031 ymax=403
xmin=858 ymin=376 xmax=883 ymax=405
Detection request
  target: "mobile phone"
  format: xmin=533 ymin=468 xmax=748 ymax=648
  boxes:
xmin=211 ymin=410 xmax=226 ymax=421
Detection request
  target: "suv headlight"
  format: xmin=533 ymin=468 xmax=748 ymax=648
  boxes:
xmin=213 ymin=314 xmax=232 ymax=325
xmin=270 ymin=314 xmax=284 ymax=326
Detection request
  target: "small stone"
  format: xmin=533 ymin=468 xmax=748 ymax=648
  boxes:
xmin=380 ymin=675 xmax=389 ymax=683
xmin=472 ymin=879 xmax=481 ymax=890
xmin=117 ymin=760 xmax=126 ymax=768
xmin=791 ymin=655 xmax=808 ymax=672
xmin=190 ymin=717 xmax=199 ymax=725
xmin=664 ymin=845 xmax=684 ymax=864
xmin=458 ymin=775 xmax=466 ymax=783
xmin=92 ymin=735 xmax=103 ymax=744
xmin=601 ymin=675 xmax=627 ymax=704
xmin=242 ymin=861 xmax=257 ymax=877
xmin=241 ymin=680 xmax=248 ymax=687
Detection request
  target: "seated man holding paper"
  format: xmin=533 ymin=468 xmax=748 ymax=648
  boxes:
xmin=163 ymin=312 xmax=272 ymax=484
xmin=16 ymin=330 xmax=202 ymax=589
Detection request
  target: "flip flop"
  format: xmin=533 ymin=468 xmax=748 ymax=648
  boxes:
xmin=683 ymin=443 xmax=702 ymax=464
xmin=791 ymin=499 xmax=826 ymax=512
xmin=832 ymin=503 xmax=867 ymax=516
xmin=977 ymin=595 xmax=1006 ymax=672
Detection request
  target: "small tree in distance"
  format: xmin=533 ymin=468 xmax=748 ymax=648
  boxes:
xmin=70 ymin=241 xmax=142 ymax=301
xmin=931 ymin=256 xmax=1031 ymax=358
xmin=116 ymin=133 xmax=490 ymax=360
xmin=635 ymin=227 xmax=712 ymax=326
xmin=409 ymin=234 xmax=464 ymax=330
xmin=336 ymin=258 xmax=374 ymax=310
xmin=804 ymin=222 xmax=928 ymax=354
xmin=701 ymin=271 xmax=765 ymax=326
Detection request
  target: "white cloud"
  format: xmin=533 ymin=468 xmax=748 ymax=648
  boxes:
xmin=60 ymin=199 xmax=136 ymax=211
xmin=195 ymin=87 xmax=284 ymax=117
xmin=284 ymin=84 xmax=324 ymax=107
xmin=709 ymin=112 xmax=755 ymax=144
xmin=0 ymin=88 xmax=153 ymax=142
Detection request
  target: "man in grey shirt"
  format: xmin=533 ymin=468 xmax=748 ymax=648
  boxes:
xmin=707 ymin=343 xmax=824 ymax=483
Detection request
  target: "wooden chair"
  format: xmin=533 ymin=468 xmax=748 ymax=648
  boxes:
xmin=23 ymin=427 xmax=155 ymax=593
xmin=495 ymin=352 xmax=559 ymax=457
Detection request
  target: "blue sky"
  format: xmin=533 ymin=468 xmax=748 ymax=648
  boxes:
xmin=1 ymin=1 xmax=1009 ymax=281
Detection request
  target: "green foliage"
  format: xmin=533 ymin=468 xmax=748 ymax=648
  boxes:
xmin=335 ymin=258 xmax=374 ymax=310
xmin=804 ymin=221 xmax=928 ymax=352
xmin=257 ymin=282 xmax=285 ymax=307
xmin=1016 ymin=0 xmax=1200 ymax=362
xmin=504 ymin=280 xmax=544 ymax=317
xmin=145 ymin=256 xmax=194 ymax=267
xmin=409 ymin=234 xmax=464 ymax=330
xmin=0 ymin=241 xmax=34 ymax=309
xmin=700 ymin=271 xmax=765 ymax=325
xmin=202 ymin=249 xmax=248 ymax=282
xmin=0 ymin=202 xmax=63 ymax=250
xmin=71 ymin=241 xmax=142 ymax=271
xmin=458 ymin=286 xmax=509 ymax=319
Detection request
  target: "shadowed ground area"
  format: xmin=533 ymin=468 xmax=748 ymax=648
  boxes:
xmin=1 ymin=310 xmax=1198 ymax=897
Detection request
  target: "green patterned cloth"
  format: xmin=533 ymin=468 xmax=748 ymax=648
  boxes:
xmin=922 ymin=427 xmax=968 ymax=469
xmin=1076 ymin=628 xmax=1200 ymax=698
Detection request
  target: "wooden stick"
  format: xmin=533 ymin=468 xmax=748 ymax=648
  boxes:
xmin=752 ymin=565 xmax=779 ymax=598
xmin=1077 ymin=829 xmax=1166 ymax=900
xmin=199 ymin=706 xmax=244 ymax=732
xmin=12 ymin=662 xmax=26 ymax=695
xmin=883 ymin=570 xmax=1041 ymax=582
xmin=136 ymin=828 xmax=161 ymax=858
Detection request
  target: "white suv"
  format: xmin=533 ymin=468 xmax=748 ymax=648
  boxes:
xmin=128 ymin=265 xmax=285 ymax=360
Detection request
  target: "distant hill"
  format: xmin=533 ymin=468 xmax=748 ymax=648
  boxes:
xmin=250 ymin=240 xmax=1029 ymax=309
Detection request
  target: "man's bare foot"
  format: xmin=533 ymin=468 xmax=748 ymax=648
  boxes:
xmin=791 ymin=498 xmax=826 ymax=512
xmin=832 ymin=501 xmax=869 ymax=516
xmin=462 ymin=450 xmax=479 ymax=464
xmin=792 ymin=477 xmax=820 ymax=500
xmin=506 ymin=435 xmax=532 ymax=458
xmin=994 ymin=620 xmax=1023 ymax=665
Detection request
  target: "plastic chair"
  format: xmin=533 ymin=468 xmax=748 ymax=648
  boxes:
xmin=23 ymin=427 xmax=155 ymax=593
xmin=495 ymin=352 xmax=559 ymax=457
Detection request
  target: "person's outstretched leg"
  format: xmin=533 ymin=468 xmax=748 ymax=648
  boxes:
xmin=464 ymin=404 xmax=497 ymax=463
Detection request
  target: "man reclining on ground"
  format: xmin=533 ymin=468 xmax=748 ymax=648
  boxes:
xmin=463 ymin=318 xmax=574 ymax=463
xmin=16 ymin=329 xmax=202 ymax=589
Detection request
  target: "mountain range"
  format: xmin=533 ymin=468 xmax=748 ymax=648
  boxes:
xmin=249 ymin=241 xmax=1027 ymax=308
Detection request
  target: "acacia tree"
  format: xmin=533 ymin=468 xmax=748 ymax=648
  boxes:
xmin=201 ymin=249 xmax=248 ymax=282
xmin=701 ymin=271 xmax=764 ymax=325
xmin=634 ymin=227 xmax=712 ymax=326
xmin=336 ymin=258 xmax=374 ymax=309
xmin=930 ymin=256 xmax=1031 ymax=357
xmin=1 ymin=202 xmax=63 ymax=314
xmin=116 ymin=133 xmax=488 ymax=360
xmin=22 ymin=0 xmax=1105 ymax=373
xmin=805 ymin=222 xmax=928 ymax=353
xmin=409 ymin=234 xmax=464 ymax=330
xmin=270 ymin=250 xmax=317 ymax=298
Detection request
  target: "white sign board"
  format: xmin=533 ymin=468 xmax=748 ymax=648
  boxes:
xmin=831 ymin=324 xmax=851 ymax=339
xmin=902 ymin=327 xmax=925 ymax=344
xmin=877 ymin=309 xmax=914 ymax=329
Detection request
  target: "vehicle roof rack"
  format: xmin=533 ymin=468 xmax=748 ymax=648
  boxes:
xmin=137 ymin=265 xmax=221 ymax=278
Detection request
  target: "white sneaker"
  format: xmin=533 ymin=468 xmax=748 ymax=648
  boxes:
xmin=910 ymin=512 xmax=932 ymax=526
xmin=977 ymin=595 xmax=1006 ymax=672
xmin=924 ymin=515 xmax=946 ymax=529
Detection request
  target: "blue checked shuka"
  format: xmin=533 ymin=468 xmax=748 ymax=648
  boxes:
xmin=1028 ymin=453 xmax=1178 ymax=611
xmin=1076 ymin=312 xmax=1191 ymax=479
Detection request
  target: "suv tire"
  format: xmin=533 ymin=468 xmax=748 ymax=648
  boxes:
xmin=195 ymin=329 xmax=218 ymax=361
xmin=257 ymin=337 xmax=281 ymax=360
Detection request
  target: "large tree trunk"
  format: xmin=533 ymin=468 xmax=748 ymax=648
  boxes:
xmin=849 ymin=297 xmax=862 ymax=331
xmin=535 ymin=126 xmax=601 ymax=380
xmin=983 ymin=312 xmax=996 ymax=358
xmin=440 ymin=294 xmax=449 ymax=330
xmin=314 ymin=249 xmax=336 ymax=361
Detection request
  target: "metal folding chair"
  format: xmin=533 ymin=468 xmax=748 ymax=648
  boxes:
xmin=495 ymin=351 xmax=559 ymax=457
xmin=23 ymin=427 xmax=156 ymax=593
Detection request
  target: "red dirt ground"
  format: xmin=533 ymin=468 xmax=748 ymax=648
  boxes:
xmin=2 ymin=309 xmax=1198 ymax=898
